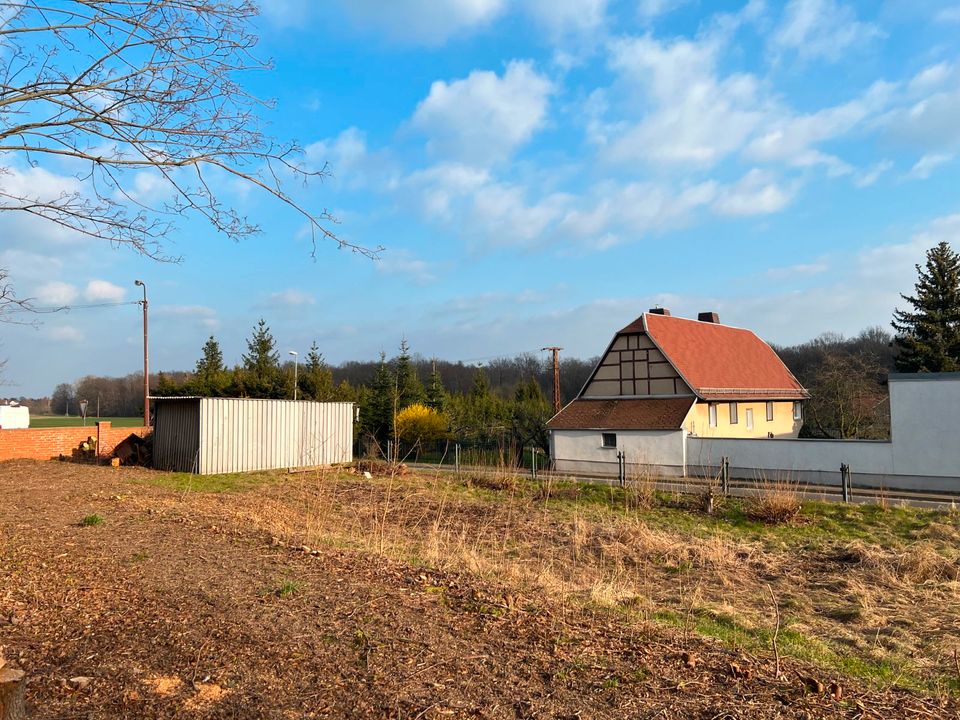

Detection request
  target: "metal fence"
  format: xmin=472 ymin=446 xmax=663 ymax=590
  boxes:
xmin=358 ymin=436 xmax=548 ymax=475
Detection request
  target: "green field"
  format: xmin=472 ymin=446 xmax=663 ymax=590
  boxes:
xmin=29 ymin=416 xmax=144 ymax=429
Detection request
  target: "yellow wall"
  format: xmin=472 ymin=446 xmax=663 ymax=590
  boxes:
xmin=685 ymin=400 xmax=802 ymax=439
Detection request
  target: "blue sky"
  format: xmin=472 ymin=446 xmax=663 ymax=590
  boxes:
xmin=4 ymin=0 xmax=960 ymax=396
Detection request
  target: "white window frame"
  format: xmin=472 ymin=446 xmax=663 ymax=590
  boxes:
xmin=766 ymin=401 xmax=774 ymax=422
xmin=601 ymin=432 xmax=617 ymax=449
xmin=793 ymin=402 xmax=803 ymax=421
xmin=729 ymin=402 xmax=738 ymax=425
xmin=708 ymin=403 xmax=718 ymax=428
xmin=745 ymin=408 xmax=754 ymax=430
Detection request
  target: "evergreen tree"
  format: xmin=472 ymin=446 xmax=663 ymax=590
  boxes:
xmin=425 ymin=360 xmax=446 ymax=412
xmin=240 ymin=319 xmax=284 ymax=398
xmin=193 ymin=335 xmax=227 ymax=396
xmin=394 ymin=339 xmax=424 ymax=410
xmin=364 ymin=352 xmax=396 ymax=444
xmin=511 ymin=378 xmax=551 ymax=450
xmin=300 ymin=341 xmax=335 ymax=401
xmin=892 ymin=241 xmax=960 ymax=372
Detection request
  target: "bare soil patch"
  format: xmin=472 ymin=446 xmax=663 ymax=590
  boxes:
xmin=1 ymin=460 xmax=957 ymax=719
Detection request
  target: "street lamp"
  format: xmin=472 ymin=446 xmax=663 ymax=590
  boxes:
xmin=134 ymin=280 xmax=149 ymax=427
xmin=289 ymin=350 xmax=299 ymax=401
xmin=80 ymin=399 xmax=89 ymax=426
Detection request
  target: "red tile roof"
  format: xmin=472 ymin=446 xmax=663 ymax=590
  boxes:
xmin=547 ymin=397 xmax=695 ymax=430
xmin=620 ymin=313 xmax=808 ymax=401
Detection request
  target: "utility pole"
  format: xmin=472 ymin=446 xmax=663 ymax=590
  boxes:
xmin=541 ymin=347 xmax=563 ymax=414
xmin=289 ymin=350 xmax=299 ymax=401
xmin=134 ymin=280 xmax=149 ymax=428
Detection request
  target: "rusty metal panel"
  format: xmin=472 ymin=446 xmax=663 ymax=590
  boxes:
xmin=195 ymin=398 xmax=353 ymax=475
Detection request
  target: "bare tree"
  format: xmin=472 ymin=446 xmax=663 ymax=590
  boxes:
xmin=0 ymin=1 xmax=379 ymax=302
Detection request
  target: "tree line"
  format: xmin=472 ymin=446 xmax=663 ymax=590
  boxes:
xmin=36 ymin=241 xmax=960 ymax=442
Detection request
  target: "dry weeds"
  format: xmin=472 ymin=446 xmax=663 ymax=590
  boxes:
xmin=3 ymin=459 xmax=959 ymax=718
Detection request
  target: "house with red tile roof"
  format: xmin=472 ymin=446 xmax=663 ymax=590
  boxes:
xmin=547 ymin=309 xmax=809 ymax=476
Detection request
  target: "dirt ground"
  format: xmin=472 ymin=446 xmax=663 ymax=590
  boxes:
xmin=1 ymin=460 xmax=957 ymax=719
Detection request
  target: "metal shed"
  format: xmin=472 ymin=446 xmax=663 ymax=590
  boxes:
xmin=151 ymin=397 xmax=354 ymax=474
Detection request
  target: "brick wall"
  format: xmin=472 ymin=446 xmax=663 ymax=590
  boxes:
xmin=0 ymin=421 xmax=149 ymax=462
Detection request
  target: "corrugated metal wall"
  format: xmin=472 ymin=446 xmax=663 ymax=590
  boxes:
xmin=152 ymin=399 xmax=201 ymax=472
xmin=197 ymin=399 xmax=354 ymax=475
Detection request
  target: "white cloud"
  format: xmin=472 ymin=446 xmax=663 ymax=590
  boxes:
xmin=637 ymin=0 xmax=690 ymax=20
xmin=376 ymin=250 xmax=439 ymax=285
xmin=259 ymin=0 xmax=312 ymax=28
xmin=154 ymin=304 xmax=219 ymax=330
xmin=262 ymin=289 xmax=316 ymax=307
xmin=772 ymin=0 xmax=882 ymax=62
xmin=936 ymin=5 xmax=960 ymax=22
xmin=83 ymin=280 xmax=125 ymax=302
xmin=904 ymin=153 xmax=954 ymax=181
xmin=305 ymin=127 xmax=399 ymax=191
xmin=744 ymin=81 xmax=894 ymax=170
xmin=712 ymin=169 xmax=794 ymax=217
xmin=339 ymin=0 xmax=505 ymax=44
xmin=410 ymin=61 xmax=553 ymax=165
xmin=764 ymin=261 xmax=829 ymax=280
xmin=854 ymin=159 xmax=893 ymax=188
xmin=884 ymin=88 xmax=960 ymax=150
xmin=46 ymin=326 xmax=84 ymax=343
xmin=605 ymin=34 xmax=767 ymax=167
xmin=522 ymin=0 xmax=606 ymax=41
xmin=34 ymin=281 xmax=78 ymax=305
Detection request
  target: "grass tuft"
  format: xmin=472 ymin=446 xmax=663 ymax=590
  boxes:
xmin=80 ymin=514 xmax=104 ymax=527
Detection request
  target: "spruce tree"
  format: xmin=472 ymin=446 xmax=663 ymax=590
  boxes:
xmin=240 ymin=319 xmax=283 ymax=397
xmin=300 ymin=341 xmax=334 ymax=401
xmin=365 ymin=352 xmax=396 ymax=444
xmin=194 ymin=335 xmax=226 ymax=396
xmin=892 ymin=241 xmax=960 ymax=372
xmin=425 ymin=360 xmax=446 ymax=412
xmin=394 ymin=339 xmax=424 ymax=410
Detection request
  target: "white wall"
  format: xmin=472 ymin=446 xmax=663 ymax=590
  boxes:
xmin=688 ymin=436 xmax=893 ymax=479
xmin=0 ymin=406 xmax=29 ymax=430
xmin=550 ymin=375 xmax=960 ymax=493
xmin=889 ymin=374 xmax=960 ymax=477
xmin=552 ymin=429 xmax=686 ymax=477
xmin=686 ymin=375 xmax=960 ymax=493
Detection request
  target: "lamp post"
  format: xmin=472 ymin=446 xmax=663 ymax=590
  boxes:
xmin=289 ymin=350 xmax=299 ymax=401
xmin=80 ymin=399 xmax=89 ymax=427
xmin=134 ymin=280 xmax=149 ymax=427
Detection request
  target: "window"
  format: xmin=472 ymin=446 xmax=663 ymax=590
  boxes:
xmin=766 ymin=401 xmax=774 ymax=422
xmin=601 ymin=432 xmax=617 ymax=448
xmin=745 ymin=408 xmax=754 ymax=430
xmin=793 ymin=402 xmax=803 ymax=421
xmin=729 ymin=402 xmax=738 ymax=424
xmin=708 ymin=403 xmax=718 ymax=428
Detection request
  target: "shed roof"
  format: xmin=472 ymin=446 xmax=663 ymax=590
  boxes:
xmin=548 ymin=397 xmax=695 ymax=431
xmin=618 ymin=313 xmax=807 ymax=401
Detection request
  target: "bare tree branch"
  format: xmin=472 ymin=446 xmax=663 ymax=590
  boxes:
xmin=0 ymin=1 xmax=381 ymax=306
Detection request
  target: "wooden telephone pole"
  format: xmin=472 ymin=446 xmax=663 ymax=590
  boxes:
xmin=542 ymin=347 xmax=563 ymax=414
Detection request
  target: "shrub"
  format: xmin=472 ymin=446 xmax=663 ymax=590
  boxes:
xmin=745 ymin=480 xmax=802 ymax=524
xmin=395 ymin=403 xmax=448 ymax=444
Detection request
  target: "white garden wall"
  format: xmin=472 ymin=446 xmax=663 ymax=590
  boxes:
xmin=550 ymin=374 xmax=960 ymax=494
xmin=687 ymin=374 xmax=960 ymax=494
xmin=551 ymin=429 xmax=686 ymax=477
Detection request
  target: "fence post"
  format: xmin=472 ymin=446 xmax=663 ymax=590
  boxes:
xmin=617 ymin=450 xmax=625 ymax=488
xmin=455 ymin=443 xmax=461 ymax=479
xmin=841 ymin=463 xmax=850 ymax=503
xmin=721 ymin=456 xmax=730 ymax=496
xmin=531 ymin=448 xmax=537 ymax=480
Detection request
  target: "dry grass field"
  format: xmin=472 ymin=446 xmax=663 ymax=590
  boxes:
xmin=1 ymin=459 xmax=958 ymax=718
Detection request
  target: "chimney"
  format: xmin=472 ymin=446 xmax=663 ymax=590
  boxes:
xmin=698 ymin=312 xmax=720 ymax=323
xmin=648 ymin=307 xmax=671 ymax=316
